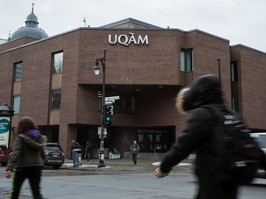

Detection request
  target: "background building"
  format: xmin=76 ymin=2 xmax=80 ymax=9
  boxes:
xmin=1 ymin=9 xmax=266 ymax=159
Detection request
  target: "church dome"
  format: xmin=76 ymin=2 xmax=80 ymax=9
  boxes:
xmin=10 ymin=5 xmax=48 ymax=41
xmin=11 ymin=26 xmax=48 ymax=40
xmin=26 ymin=10 xmax=38 ymax=23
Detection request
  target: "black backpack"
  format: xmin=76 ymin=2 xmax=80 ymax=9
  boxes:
xmin=205 ymin=106 xmax=262 ymax=185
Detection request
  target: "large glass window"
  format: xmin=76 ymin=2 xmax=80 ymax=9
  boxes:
xmin=52 ymin=52 xmax=63 ymax=74
xmin=230 ymin=61 xmax=238 ymax=82
xmin=230 ymin=61 xmax=239 ymax=112
xmin=13 ymin=96 xmax=20 ymax=114
xmin=14 ymin=62 xmax=22 ymax=82
xmin=180 ymin=48 xmax=193 ymax=72
xmin=115 ymin=96 xmax=136 ymax=114
xmin=137 ymin=128 xmax=174 ymax=153
xmin=51 ymin=89 xmax=61 ymax=110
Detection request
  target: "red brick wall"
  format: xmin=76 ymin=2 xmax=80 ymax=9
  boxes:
xmin=1 ymin=28 xmax=266 ymax=147
xmin=0 ymin=37 xmax=37 ymax=52
xmin=78 ymin=29 xmax=184 ymax=85
xmin=231 ymin=46 xmax=266 ymax=129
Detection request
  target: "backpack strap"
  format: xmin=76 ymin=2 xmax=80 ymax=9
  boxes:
xmin=201 ymin=105 xmax=226 ymax=127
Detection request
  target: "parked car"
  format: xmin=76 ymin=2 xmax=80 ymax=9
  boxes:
xmin=44 ymin=142 xmax=65 ymax=169
xmin=0 ymin=145 xmax=9 ymax=166
xmin=250 ymin=132 xmax=266 ymax=178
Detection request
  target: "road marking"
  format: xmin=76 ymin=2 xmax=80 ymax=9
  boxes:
xmin=152 ymin=162 xmax=191 ymax=167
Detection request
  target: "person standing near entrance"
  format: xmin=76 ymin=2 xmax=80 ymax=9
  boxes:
xmin=130 ymin=140 xmax=140 ymax=165
xmin=5 ymin=116 xmax=47 ymax=199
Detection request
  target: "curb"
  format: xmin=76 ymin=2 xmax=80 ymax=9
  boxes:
xmin=60 ymin=159 xmax=192 ymax=173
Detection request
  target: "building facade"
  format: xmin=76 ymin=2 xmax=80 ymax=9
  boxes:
xmin=1 ymin=12 xmax=266 ymax=158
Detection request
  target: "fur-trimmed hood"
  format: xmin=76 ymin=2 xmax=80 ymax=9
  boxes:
xmin=176 ymin=74 xmax=223 ymax=114
xmin=19 ymin=130 xmax=47 ymax=150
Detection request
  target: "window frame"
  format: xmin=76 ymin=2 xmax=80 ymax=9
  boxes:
xmin=230 ymin=61 xmax=238 ymax=82
xmin=52 ymin=51 xmax=63 ymax=74
xmin=137 ymin=129 xmax=171 ymax=153
xmin=230 ymin=61 xmax=239 ymax=112
xmin=180 ymin=48 xmax=193 ymax=72
xmin=13 ymin=95 xmax=21 ymax=114
xmin=51 ymin=89 xmax=61 ymax=110
xmin=14 ymin=62 xmax=23 ymax=82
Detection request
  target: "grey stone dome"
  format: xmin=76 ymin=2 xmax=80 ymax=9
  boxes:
xmin=10 ymin=6 xmax=48 ymax=41
xmin=26 ymin=10 xmax=38 ymax=24
xmin=11 ymin=26 xmax=48 ymax=40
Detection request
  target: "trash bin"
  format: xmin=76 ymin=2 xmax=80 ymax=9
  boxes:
xmin=72 ymin=148 xmax=82 ymax=167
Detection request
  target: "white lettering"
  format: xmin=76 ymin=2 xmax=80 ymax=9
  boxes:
xmin=138 ymin=35 xmax=149 ymax=45
xmin=128 ymin=32 xmax=137 ymax=45
xmin=108 ymin=34 xmax=117 ymax=44
xmin=108 ymin=33 xmax=149 ymax=46
xmin=118 ymin=34 xmax=129 ymax=46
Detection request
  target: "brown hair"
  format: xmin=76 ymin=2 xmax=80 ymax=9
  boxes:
xmin=16 ymin=116 xmax=38 ymax=134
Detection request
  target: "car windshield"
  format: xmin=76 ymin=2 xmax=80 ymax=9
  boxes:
xmin=45 ymin=145 xmax=62 ymax=151
xmin=256 ymin=135 xmax=266 ymax=148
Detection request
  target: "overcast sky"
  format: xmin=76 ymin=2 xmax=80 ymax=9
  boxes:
xmin=1 ymin=0 xmax=266 ymax=52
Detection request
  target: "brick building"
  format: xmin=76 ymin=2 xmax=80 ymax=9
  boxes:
xmin=1 ymin=9 xmax=266 ymax=158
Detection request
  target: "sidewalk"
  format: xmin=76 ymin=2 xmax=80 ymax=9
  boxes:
xmin=61 ymin=158 xmax=192 ymax=174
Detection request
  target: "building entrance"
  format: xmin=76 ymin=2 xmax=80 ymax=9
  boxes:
xmin=136 ymin=126 xmax=175 ymax=153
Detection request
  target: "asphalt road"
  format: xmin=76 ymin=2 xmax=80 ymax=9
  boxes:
xmin=0 ymin=159 xmax=266 ymax=199
xmin=1 ymin=171 xmax=266 ymax=199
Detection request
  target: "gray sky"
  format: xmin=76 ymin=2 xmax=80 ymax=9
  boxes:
xmin=1 ymin=0 xmax=266 ymax=52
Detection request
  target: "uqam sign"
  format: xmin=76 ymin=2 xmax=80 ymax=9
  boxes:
xmin=108 ymin=32 xmax=149 ymax=46
xmin=0 ymin=117 xmax=10 ymax=147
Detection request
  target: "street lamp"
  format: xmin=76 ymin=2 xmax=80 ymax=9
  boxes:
xmin=217 ymin=58 xmax=221 ymax=87
xmin=93 ymin=49 xmax=106 ymax=168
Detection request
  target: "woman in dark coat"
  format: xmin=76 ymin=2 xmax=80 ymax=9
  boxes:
xmin=5 ymin=116 xmax=47 ymax=199
xmin=154 ymin=74 xmax=239 ymax=199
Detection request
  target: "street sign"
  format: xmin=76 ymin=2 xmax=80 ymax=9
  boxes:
xmin=97 ymin=127 xmax=107 ymax=137
xmin=105 ymin=101 xmax=113 ymax=105
xmin=105 ymin=96 xmax=120 ymax=103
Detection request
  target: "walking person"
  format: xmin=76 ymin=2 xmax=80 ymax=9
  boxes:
xmin=85 ymin=141 xmax=92 ymax=161
xmin=5 ymin=116 xmax=47 ymax=199
xmin=153 ymin=74 xmax=242 ymax=199
xmin=130 ymin=140 xmax=140 ymax=165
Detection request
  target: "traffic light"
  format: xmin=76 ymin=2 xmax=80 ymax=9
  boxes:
xmin=104 ymin=104 xmax=113 ymax=127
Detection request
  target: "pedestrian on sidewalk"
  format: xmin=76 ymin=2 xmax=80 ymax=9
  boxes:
xmin=130 ymin=140 xmax=140 ymax=165
xmin=154 ymin=74 xmax=240 ymax=199
xmin=5 ymin=116 xmax=47 ymax=199
xmin=84 ymin=141 xmax=92 ymax=161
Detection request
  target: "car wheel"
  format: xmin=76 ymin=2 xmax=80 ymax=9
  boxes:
xmin=52 ymin=165 xmax=61 ymax=169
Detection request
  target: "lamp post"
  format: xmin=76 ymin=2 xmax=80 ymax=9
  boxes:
xmin=217 ymin=58 xmax=221 ymax=87
xmin=93 ymin=49 xmax=106 ymax=168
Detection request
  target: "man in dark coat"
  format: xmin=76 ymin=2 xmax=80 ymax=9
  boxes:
xmin=130 ymin=140 xmax=140 ymax=165
xmin=154 ymin=74 xmax=239 ymax=199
